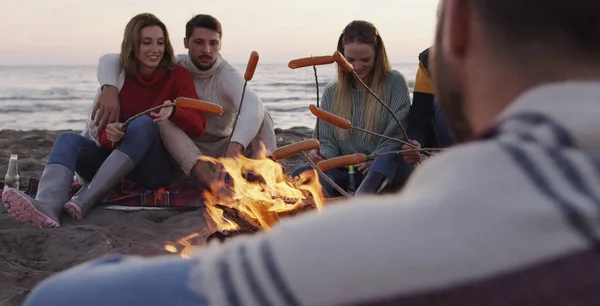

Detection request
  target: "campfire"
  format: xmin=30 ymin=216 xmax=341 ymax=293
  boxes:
xmin=165 ymin=144 xmax=325 ymax=257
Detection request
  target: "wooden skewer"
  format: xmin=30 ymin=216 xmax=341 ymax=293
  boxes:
xmin=221 ymin=51 xmax=260 ymax=158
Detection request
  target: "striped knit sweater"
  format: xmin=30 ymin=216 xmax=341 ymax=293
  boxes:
xmin=317 ymin=70 xmax=412 ymax=159
xmin=187 ymin=81 xmax=600 ymax=306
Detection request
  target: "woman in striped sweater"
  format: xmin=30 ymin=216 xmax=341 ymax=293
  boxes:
xmin=293 ymin=20 xmax=413 ymax=197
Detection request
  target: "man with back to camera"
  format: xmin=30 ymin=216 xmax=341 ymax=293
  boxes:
xmin=24 ymin=1 xmax=600 ymax=305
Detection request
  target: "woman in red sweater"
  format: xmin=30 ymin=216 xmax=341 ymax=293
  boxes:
xmin=2 ymin=13 xmax=207 ymax=228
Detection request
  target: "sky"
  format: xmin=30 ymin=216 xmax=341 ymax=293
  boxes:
xmin=0 ymin=0 xmax=439 ymax=65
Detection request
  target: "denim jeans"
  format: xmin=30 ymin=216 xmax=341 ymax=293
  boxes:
xmin=47 ymin=116 xmax=175 ymax=189
xmin=293 ymin=148 xmax=412 ymax=197
xmin=24 ymin=255 xmax=208 ymax=306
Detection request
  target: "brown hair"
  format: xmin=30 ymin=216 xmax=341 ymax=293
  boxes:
xmin=185 ymin=14 xmax=223 ymax=39
xmin=471 ymin=0 xmax=600 ymax=63
xmin=334 ymin=20 xmax=392 ymax=139
xmin=120 ymin=13 xmax=176 ymax=78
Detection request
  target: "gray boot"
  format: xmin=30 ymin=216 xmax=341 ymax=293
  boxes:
xmin=64 ymin=150 xmax=134 ymax=221
xmin=2 ymin=164 xmax=73 ymax=228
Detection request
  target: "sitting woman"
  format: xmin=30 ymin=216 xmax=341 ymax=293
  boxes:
xmin=293 ymin=20 xmax=412 ymax=197
xmin=1 ymin=13 xmax=207 ymax=228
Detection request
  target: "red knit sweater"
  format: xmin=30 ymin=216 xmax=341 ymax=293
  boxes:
xmin=98 ymin=65 xmax=206 ymax=149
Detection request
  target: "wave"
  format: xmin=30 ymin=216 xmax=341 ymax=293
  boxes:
xmin=262 ymin=96 xmax=304 ymax=103
xmin=263 ymin=81 xmax=331 ymax=88
xmin=0 ymin=96 xmax=91 ymax=101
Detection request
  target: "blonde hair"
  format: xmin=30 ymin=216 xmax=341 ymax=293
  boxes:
xmin=333 ymin=20 xmax=392 ymax=139
xmin=120 ymin=13 xmax=176 ymax=78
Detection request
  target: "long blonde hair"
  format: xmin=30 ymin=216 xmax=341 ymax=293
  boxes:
xmin=120 ymin=13 xmax=176 ymax=78
xmin=333 ymin=20 xmax=392 ymax=139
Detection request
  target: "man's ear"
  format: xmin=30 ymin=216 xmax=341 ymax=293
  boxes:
xmin=444 ymin=0 xmax=470 ymax=61
xmin=184 ymin=37 xmax=189 ymax=49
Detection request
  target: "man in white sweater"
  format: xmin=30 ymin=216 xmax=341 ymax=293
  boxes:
xmin=23 ymin=1 xmax=600 ymax=305
xmin=94 ymin=14 xmax=276 ymax=186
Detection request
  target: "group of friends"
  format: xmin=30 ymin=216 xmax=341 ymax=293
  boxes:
xmin=9 ymin=0 xmax=600 ymax=304
xmin=2 ymin=12 xmax=452 ymax=227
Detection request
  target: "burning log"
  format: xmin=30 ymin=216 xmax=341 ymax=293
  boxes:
xmin=206 ymin=228 xmax=259 ymax=243
xmin=206 ymin=197 xmax=318 ymax=243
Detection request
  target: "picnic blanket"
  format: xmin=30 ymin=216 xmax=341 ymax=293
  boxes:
xmin=1 ymin=178 xmax=207 ymax=207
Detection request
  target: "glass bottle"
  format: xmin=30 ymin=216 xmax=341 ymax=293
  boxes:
xmin=347 ymin=165 xmax=356 ymax=194
xmin=4 ymin=154 xmax=20 ymax=192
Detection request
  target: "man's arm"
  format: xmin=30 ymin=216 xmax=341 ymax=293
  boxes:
xmin=93 ymin=54 xmax=123 ymax=129
xmin=97 ymin=53 xmax=122 ymax=89
xmin=220 ymin=66 xmax=265 ymax=152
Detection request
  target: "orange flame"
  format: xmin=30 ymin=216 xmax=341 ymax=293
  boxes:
xmin=165 ymin=143 xmax=325 ymax=257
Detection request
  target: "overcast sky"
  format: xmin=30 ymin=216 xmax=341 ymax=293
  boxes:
xmin=1 ymin=0 xmax=438 ymax=65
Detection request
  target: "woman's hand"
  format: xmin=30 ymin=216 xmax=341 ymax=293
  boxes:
xmin=106 ymin=123 xmax=125 ymax=143
xmin=149 ymin=101 xmax=175 ymax=123
xmin=401 ymin=139 xmax=422 ymax=164
xmin=356 ymin=160 xmax=373 ymax=175
xmin=307 ymin=150 xmax=326 ymax=163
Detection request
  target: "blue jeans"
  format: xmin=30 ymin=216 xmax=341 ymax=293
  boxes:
xmin=24 ymin=255 xmax=208 ymax=306
xmin=47 ymin=116 xmax=175 ymax=189
xmin=293 ymin=148 xmax=412 ymax=197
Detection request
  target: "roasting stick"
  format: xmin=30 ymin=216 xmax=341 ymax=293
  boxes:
xmin=309 ymin=104 xmax=438 ymax=157
xmin=272 ymin=139 xmax=351 ymax=198
xmin=220 ymin=51 xmax=260 ymax=158
xmin=113 ymin=98 xmax=224 ymax=148
xmin=288 ymin=55 xmax=335 ymax=155
xmin=332 ymin=51 xmax=412 ymax=146
xmin=121 ymin=98 xmax=223 ymax=130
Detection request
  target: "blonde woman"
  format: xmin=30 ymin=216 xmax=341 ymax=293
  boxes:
xmin=294 ymin=20 xmax=412 ymax=196
xmin=2 ymin=13 xmax=207 ymax=227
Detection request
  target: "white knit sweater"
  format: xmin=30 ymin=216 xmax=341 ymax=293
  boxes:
xmin=184 ymin=82 xmax=600 ymax=305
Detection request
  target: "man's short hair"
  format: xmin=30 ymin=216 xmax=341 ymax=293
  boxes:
xmin=472 ymin=0 xmax=600 ymax=60
xmin=185 ymin=14 xmax=222 ymax=38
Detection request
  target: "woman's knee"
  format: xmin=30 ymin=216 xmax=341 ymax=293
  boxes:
xmin=54 ymin=132 xmax=89 ymax=151
xmin=120 ymin=116 xmax=158 ymax=147
xmin=292 ymin=164 xmax=313 ymax=177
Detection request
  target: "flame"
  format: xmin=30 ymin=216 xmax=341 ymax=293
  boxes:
xmin=165 ymin=143 xmax=325 ymax=257
xmin=202 ymin=143 xmax=325 ymax=231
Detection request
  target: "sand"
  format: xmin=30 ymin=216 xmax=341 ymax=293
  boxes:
xmin=0 ymin=127 xmax=312 ymax=306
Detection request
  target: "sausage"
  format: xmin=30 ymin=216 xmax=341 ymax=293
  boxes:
xmin=309 ymin=104 xmax=351 ymax=129
xmin=272 ymin=139 xmax=320 ymax=160
xmin=317 ymin=153 xmax=366 ymax=172
xmin=332 ymin=51 xmax=354 ymax=73
xmin=288 ymin=55 xmax=335 ymax=69
xmin=244 ymin=51 xmax=260 ymax=81
xmin=174 ymin=97 xmax=224 ymax=115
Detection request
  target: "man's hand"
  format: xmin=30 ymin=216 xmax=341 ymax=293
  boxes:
xmin=307 ymin=150 xmax=325 ymax=163
xmin=356 ymin=160 xmax=373 ymax=175
xmin=223 ymin=142 xmax=244 ymax=158
xmin=93 ymin=85 xmax=120 ymax=130
xmin=401 ymin=139 xmax=422 ymax=164
xmin=149 ymin=101 xmax=175 ymax=123
xmin=106 ymin=123 xmax=124 ymax=143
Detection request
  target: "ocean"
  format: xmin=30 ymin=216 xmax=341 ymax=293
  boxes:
xmin=0 ymin=63 xmax=417 ymax=131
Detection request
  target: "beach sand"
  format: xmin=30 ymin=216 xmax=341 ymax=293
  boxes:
xmin=0 ymin=127 xmax=313 ymax=306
